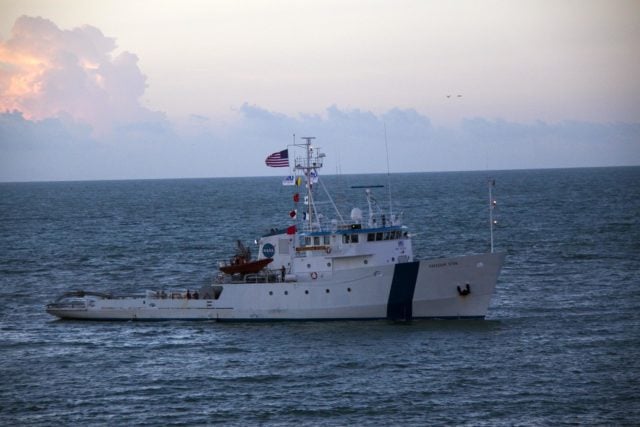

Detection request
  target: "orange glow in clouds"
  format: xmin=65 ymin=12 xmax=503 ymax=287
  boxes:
xmin=0 ymin=46 xmax=51 ymax=120
xmin=0 ymin=16 xmax=156 ymax=134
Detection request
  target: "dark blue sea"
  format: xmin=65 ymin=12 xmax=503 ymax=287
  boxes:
xmin=1 ymin=167 xmax=639 ymax=426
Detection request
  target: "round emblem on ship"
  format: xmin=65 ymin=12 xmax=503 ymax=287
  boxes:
xmin=262 ymin=243 xmax=275 ymax=258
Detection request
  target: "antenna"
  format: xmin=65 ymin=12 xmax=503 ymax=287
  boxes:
xmin=384 ymin=122 xmax=392 ymax=217
xmin=291 ymin=133 xmax=296 ymax=175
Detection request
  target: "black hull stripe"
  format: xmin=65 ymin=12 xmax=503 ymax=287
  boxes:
xmin=386 ymin=261 xmax=420 ymax=321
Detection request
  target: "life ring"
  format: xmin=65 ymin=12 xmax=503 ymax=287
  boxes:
xmin=310 ymin=272 xmax=318 ymax=280
xmin=325 ymin=246 xmax=332 ymax=254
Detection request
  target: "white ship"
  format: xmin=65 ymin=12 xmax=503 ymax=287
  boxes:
xmin=46 ymin=137 xmax=505 ymax=321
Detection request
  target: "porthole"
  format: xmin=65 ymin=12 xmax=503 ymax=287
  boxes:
xmin=284 ymin=291 xmax=288 ymax=295
xmin=326 ymin=289 xmax=330 ymax=294
xmin=347 ymin=288 xmax=351 ymax=292
xmin=269 ymin=291 xmax=273 ymax=296
xmin=327 ymin=262 xmax=331 ymax=267
xmin=392 ymin=257 xmax=395 ymax=262
xmin=364 ymin=259 xmax=368 ymax=264
xmin=305 ymin=290 xmax=309 ymax=295
xmin=307 ymin=263 xmax=311 ymax=269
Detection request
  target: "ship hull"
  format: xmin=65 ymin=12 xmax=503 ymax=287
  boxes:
xmin=46 ymin=252 xmax=505 ymax=321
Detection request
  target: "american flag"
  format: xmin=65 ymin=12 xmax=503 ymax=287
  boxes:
xmin=265 ymin=149 xmax=289 ymax=167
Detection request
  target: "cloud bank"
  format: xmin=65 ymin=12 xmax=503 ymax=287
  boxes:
xmin=3 ymin=103 xmax=639 ymax=182
xmin=1 ymin=16 xmax=639 ymax=182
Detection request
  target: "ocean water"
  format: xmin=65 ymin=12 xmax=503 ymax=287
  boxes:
xmin=1 ymin=167 xmax=639 ymax=425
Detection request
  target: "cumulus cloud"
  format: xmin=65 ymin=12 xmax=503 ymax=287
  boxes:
xmin=0 ymin=15 xmax=165 ymax=136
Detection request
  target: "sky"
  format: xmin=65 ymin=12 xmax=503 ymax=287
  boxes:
xmin=0 ymin=0 xmax=639 ymax=182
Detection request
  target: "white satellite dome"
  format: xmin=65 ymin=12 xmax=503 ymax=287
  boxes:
xmin=350 ymin=207 xmax=363 ymax=222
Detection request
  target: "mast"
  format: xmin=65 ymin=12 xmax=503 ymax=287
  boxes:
xmin=297 ymin=136 xmax=317 ymax=231
xmin=488 ymin=178 xmax=496 ymax=253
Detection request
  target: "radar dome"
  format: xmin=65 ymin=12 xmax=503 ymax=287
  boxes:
xmin=350 ymin=208 xmax=363 ymax=222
